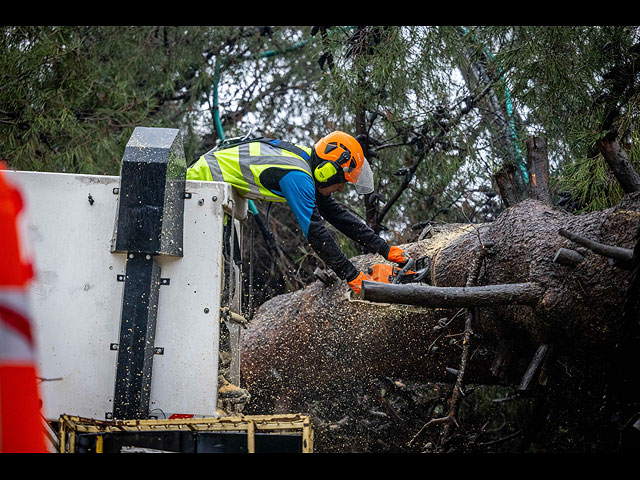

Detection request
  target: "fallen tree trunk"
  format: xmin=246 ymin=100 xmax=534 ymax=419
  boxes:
xmin=241 ymin=194 xmax=640 ymax=420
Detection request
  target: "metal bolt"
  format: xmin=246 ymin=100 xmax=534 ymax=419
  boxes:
xmin=212 ymin=196 xmax=217 ymax=202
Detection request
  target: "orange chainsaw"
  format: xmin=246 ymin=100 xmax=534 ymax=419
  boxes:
xmin=366 ymin=256 xmax=431 ymax=285
xmin=314 ymin=256 xmax=431 ymax=286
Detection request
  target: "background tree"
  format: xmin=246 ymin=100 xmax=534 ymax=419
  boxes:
xmin=2 ymin=25 xmax=639 ymax=304
xmin=0 ymin=26 xmax=319 ymax=172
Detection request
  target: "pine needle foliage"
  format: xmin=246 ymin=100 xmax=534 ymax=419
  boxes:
xmin=316 ymin=26 xmax=640 ymax=217
xmin=3 ymin=25 xmax=638 ymax=219
xmin=2 ymin=27 xmax=197 ymax=173
xmin=474 ymin=26 xmax=640 ymax=211
xmin=0 ymin=26 xmax=286 ymax=174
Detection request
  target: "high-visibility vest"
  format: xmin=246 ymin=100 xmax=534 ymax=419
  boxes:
xmin=0 ymin=165 xmax=46 ymax=453
xmin=187 ymin=139 xmax=313 ymax=202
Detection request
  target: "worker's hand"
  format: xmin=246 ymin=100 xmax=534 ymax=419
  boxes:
xmin=387 ymin=246 xmax=409 ymax=266
xmin=347 ymin=271 xmax=371 ymax=295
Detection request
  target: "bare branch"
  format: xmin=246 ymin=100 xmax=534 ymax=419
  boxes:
xmin=362 ymin=281 xmax=544 ymax=308
xmin=376 ymin=81 xmax=495 ymax=226
xmin=558 ymin=228 xmax=633 ymax=268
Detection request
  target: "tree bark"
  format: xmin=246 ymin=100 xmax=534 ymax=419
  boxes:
xmin=597 ymin=137 xmax=640 ymax=194
xmin=493 ymin=163 xmax=525 ymax=207
xmin=241 ymin=195 xmax=640 ymax=414
xmin=526 ymin=136 xmax=551 ymax=204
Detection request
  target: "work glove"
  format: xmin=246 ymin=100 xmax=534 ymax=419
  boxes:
xmin=347 ymin=271 xmax=372 ymax=295
xmin=387 ymin=246 xmax=409 ymax=266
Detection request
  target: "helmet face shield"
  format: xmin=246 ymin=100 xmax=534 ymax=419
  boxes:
xmin=314 ymin=131 xmax=374 ymax=194
xmin=349 ymin=157 xmax=374 ymax=194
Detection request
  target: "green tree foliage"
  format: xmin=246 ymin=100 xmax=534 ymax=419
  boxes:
xmin=310 ymin=26 xmax=640 ymax=228
xmin=0 ymin=26 xmax=319 ymax=174
xmin=2 ymin=27 xmax=201 ymax=172
xmin=2 ymin=26 xmax=638 ymax=262
xmin=306 ymin=26 xmax=521 ymax=235
xmin=474 ymin=26 xmax=640 ymax=211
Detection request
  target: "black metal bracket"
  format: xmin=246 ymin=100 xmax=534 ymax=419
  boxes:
xmin=117 ymin=275 xmax=170 ymax=286
xmin=110 ymin=344 xmax=164 ymax=355
xmin=112 ymin=127 xmax=186 ymax=257
xmin=112 ymin=254 xmax=161 ymax=420
xmin=111 ymin=127 xmax=187 ymax=421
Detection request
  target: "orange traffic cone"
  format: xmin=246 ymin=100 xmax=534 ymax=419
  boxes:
xmin=0 ymin=164 xmax=47 ymax=453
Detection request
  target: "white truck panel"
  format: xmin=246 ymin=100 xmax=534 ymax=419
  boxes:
xmin=5 ymin=171 xmax=231 ymax=420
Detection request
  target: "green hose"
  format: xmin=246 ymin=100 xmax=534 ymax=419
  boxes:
xmin=212 ymin=35 xmax=310 ymax=215
xmin=460 ymin=27 xmax=528 ymax=184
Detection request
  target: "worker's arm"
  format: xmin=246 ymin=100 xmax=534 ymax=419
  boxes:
xmin=278 ymin=171 xmax=359 ymax=282
xmin=315 ymin=192 xmax=391 ymax=258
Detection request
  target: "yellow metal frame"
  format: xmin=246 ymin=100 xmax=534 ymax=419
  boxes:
xmin=58 ymin=414 xmax=314 ymax=453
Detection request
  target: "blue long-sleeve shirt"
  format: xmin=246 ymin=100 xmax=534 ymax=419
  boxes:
xmin=274 ymin=170 xmax=315 ymax=238
xmin=274 ymin=170 xmax=389 ymax=281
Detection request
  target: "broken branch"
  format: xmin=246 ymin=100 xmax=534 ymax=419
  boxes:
xmin=597 ymin=137 xmax=640 ymax=194
xmin=526 ymin=136 xmax=551 ymax=204
xmin=558 ymin=228 xmax=632 ymax=268
xmin=440 ymin=244 xmax=487 ymax=443
xmin=553 ymin=248 xmax=585 ymax=268
xmin=493 ymin=163 xmax=525 ymax=207
xmin=518 ymin=344 xmax=550 ymax=391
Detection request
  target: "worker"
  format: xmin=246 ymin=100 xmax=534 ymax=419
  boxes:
xmin=187 ymin=131 xmax=409 ymax=295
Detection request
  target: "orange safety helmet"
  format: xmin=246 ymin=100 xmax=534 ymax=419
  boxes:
xmin=313 ymin=131 xmax=374 ymax=194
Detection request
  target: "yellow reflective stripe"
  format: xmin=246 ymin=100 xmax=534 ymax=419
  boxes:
xmin=189 ymin=142 xmax=314 ymax=202
xmin=279 ymin=145 xmax=312 ymax=159
xmin=186 ymin=156 xmax=214 ymax=181
xmin=215 ymin=146 xmax=251 ymax=195
xmin=249 ymin=142 xmax=261 ymax=157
